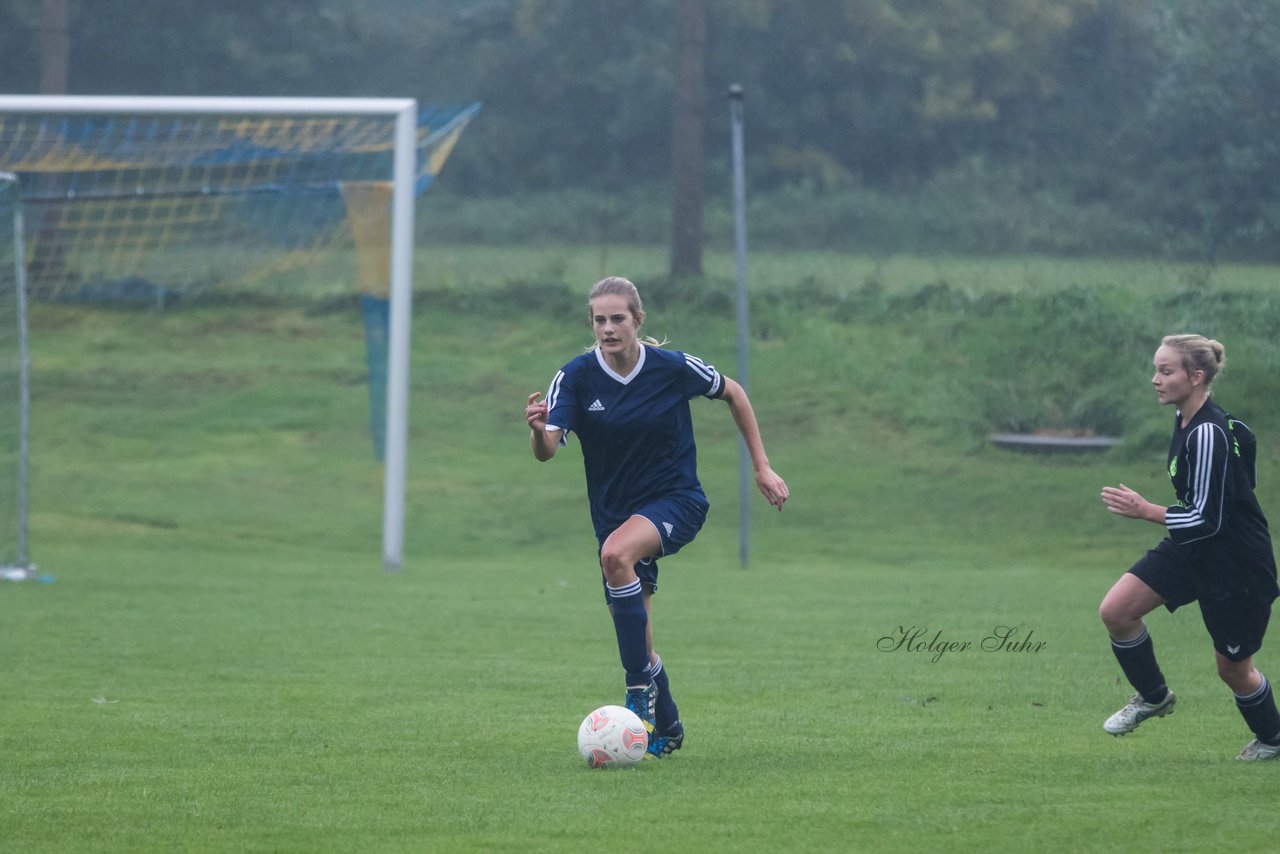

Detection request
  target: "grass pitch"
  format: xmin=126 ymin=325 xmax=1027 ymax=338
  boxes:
xmin=4 ymin=252 xmax=1280 ymax=852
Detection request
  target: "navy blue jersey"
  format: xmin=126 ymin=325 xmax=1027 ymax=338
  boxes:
xmin=1164 ymin=398 xmax=1279 ymax=601
xmin=545 ymin=344 xmax=723 ymax=539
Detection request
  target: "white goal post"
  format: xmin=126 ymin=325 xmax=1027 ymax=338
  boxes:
xmin=0 ymin=169 xmax=31 ymax=579
xmin=0 ymin=94 xmax=448 ymax=570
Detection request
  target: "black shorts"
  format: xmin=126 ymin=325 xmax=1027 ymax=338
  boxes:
xmin=1129 ymin=538 xmax=1274 ymax=661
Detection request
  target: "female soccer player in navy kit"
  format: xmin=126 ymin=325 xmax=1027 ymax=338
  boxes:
xmin=525 ymin=276 xmax=789 ymax=758
xmin=1099 ymin=334 xmax=1280 ymax=759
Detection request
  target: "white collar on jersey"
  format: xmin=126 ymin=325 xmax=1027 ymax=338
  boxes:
xmin=594 ymin=342 xmax=646 ymax=385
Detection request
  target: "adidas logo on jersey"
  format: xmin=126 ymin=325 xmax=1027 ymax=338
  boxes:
xmin=588 ymin=399 xmax=605 ymax=411
xmin=663 ymin=522 xmax=674 ymax=536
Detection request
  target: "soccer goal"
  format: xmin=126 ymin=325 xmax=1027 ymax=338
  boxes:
xmin=0 ymin=95 xmax=481 ymax=570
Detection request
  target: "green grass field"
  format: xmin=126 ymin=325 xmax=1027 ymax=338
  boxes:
xmin=4 ymin=249 xmax=1280 ymax=852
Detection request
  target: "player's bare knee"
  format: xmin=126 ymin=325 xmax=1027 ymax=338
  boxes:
xmin=1097 ymin=599 xmax=1114 ymax=628
xmin=598 ymin=546 xmax=635 ymax=585
xmin=1098 ymin=599 xmax=1133 ymax=635
xmin=1216 ymin=656 xmax=1253 ymax=689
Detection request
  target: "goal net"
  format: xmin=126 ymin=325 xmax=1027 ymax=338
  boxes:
xmin=0 ymin=96 xmax=481 ymax=569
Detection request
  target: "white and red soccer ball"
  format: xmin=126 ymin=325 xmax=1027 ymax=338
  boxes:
xmin=577 ymin=704 xmax=648 ymax=768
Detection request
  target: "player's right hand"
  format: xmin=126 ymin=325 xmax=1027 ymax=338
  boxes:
xmin=525 ymin=392 xmax=548 ymax=431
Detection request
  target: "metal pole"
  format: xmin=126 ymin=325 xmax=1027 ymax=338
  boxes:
xmin=381 ymin=102 xmax=416 ymax=571
xmin=1 ymin=172 xmax=31 ymax=578
xmin=729 ymin=85 xmax=750 ymax=568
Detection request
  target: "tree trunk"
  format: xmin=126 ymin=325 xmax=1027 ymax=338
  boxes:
xmin=669 ymin=0 xmax=705 ymax=279
xmin=39 ymin=0 xmax=70 ymax=94
xmin=33 ymin=0 xmax=73 ymax=293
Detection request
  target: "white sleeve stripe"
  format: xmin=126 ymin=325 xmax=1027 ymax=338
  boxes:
xmin=685 ymin=354 xmax=722 ymax=395
xmin=1167 ymin=424 xmax=1227 ymax=539
xmin=546 ymin=370 xmax=565 ymax=409
xmin=684 ymin=354 xmax=714 ymax=381
xmin=1189 ymin=426 xmax=1209 ymax=514
xmin=1192 ymin=426 xmax=1213 ymax=521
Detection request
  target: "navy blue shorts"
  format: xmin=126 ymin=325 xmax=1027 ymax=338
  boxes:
xmin=1129 ymin=538 xmax=1273 ymax=661
xmin=599 ymin=491 xmax=709 ymax=603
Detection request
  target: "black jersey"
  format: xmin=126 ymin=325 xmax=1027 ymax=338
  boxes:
xmin=1165 ymin=398 xmax=1279 ymax=601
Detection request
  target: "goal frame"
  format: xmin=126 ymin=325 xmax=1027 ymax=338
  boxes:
xmin=0 ymin=95 xmax=422 ymax=570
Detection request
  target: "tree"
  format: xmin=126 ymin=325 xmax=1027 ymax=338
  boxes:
xmin=38 ymin=0 xmax=68 ymax=94
xmin=702 ymin=0 xmax=1105 ymax=189
xmin=669 ymin=0 xmax=705 ymax=278
xmin=32 ymin=0 xmax=71 ymax=285
xmin=418 ymin=0 xmax=676 ymax=194
xmin=1136 ymin=0 xmax=1280 ymax=259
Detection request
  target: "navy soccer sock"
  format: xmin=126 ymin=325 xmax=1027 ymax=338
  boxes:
xmin=1235 ymin=674 xmax=1280 ymax=746
xmin=646 ymin=654 xmax=680 ymax=733
xmin=606 ymin=579 xmax=650 ymax=687
xmin=1110 ymin=626 xmax=1169 ymax=704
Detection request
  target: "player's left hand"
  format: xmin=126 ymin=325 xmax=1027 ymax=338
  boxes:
xmin=756 ymin=467 xmax=789 ymax=511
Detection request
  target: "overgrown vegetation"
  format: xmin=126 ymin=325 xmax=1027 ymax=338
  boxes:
xmin=412 ymin=251 xmax=1280 ymax=452
xmin=418 ymin=170 xmax=1258 ymax=260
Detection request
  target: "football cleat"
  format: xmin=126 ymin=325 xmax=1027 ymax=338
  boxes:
xmin=645 ymin=720 xmax=684 ymax=759
xmin=1237 ymin=738 xmax=1280 ymax=761
xmin=1103 ymin=691 xmax=1177 ymax=735
xmin=624 ymin=681 xmax=657 ymax=734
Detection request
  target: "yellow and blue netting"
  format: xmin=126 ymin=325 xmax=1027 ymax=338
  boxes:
xmin=0 ymin=102 xmax=479 ymax=302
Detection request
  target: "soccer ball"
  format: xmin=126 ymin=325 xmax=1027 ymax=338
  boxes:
xmin=577 ymin=704 xmax=648 ymax=768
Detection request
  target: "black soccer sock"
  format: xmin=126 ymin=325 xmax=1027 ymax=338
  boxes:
xmin=646 ymin=654 xmax=679 ymax=732
xmin=606 ymin=579 xmax=650 ymax=687
xmin=1235 ymin=674 xmax=1280 ymax=746
xmin=1110 ymin=626 xmax=1169 ymax=704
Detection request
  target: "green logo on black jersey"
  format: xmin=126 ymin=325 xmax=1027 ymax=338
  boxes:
xmin=1228 ymin=419 xmax=1242 ymax=457
xmin=1168 ymin=457 xmax=1177 ymax=478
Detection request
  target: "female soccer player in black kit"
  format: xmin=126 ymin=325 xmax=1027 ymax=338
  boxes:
xmin=1099 ymin=334 xmax=1280 ymax=760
